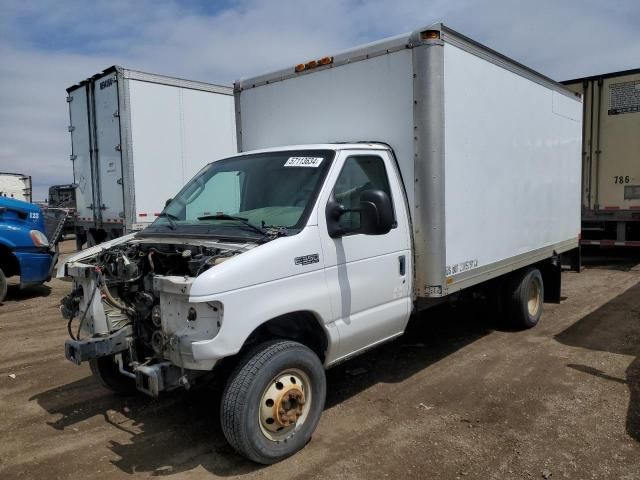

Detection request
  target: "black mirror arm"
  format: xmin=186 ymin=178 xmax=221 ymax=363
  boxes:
xmin=329 ymin=204 xmax=359 ymax=219
xmin=326 ymin=196 xmax=353 ymax=238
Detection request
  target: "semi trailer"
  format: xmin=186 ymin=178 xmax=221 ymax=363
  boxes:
xmin=0 ymin=172 xmax=32 ymax=202
xmin=66 ymin=66 xmax=237 ymax=248
xmin=58 ymin=24 xmax=582 ymax=463
xmin=563 ymin=69 xmax=640 ymax=247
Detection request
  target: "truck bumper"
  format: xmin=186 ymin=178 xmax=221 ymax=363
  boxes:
xmin=14 ymin=250 xmax=55 ymax=285
xmin=64 ymin=327 xmax=133 ymax=365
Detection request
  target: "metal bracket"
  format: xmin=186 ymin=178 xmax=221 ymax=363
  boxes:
xmin=70 ymin=154 xmax=77 ymax=161
xmin=66 ymin=95 xmax=73 ymax=103
xmin=64 ymin=327 xmax=133 ymax=365
xmin=115 ymin=144 xmax=122 ymax=152
xmin=135 ymin=362 xmax=183 ymax=397
xmin=68 ymin=125 xmax=75 ymax=132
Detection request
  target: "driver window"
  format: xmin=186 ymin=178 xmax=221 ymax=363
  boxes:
xmin=332 ymin=155 xmax=392 ymax=230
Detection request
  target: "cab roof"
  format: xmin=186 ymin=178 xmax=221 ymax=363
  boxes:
xmin=233 ymin=143 xmax=391 ymax=157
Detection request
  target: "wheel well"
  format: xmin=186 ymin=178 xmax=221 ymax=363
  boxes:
xmin=503 ymin=259 xmax=561 ymax=304
xmin=242 ymin=311 xmax=329 ymax=363
xmin=0 ymin=244 xmax=20 ymax=278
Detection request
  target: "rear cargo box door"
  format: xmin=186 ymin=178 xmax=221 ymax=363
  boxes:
xmin=93 ymin=72 xmax=124 ymax=225
xmin=68 ymin=85 xmax=95 ymax=223
xmin=596 ymin=74 xmax=640 ymax=210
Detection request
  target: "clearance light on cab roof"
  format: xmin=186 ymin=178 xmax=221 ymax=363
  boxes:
xmin=294 ymin=56 xmax=333 ymax=73
xmin=420 ymin=30 xmax=440 ymax=40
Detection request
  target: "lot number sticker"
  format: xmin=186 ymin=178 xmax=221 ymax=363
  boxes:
xmin=284 ymin=157 xmax=324 ymax=167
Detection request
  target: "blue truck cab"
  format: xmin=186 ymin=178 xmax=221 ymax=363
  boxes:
xmin=0 ymin=197 xmax=56 ymax=302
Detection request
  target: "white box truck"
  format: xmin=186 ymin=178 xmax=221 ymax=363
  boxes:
xmin=58 ymin=24 xmax=582 ymax=463
xmin=66 ymin=66 xmax=237 ymax=248
xmin=0 ymin=173 xmax=32 ymax=202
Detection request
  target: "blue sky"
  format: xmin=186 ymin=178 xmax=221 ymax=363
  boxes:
xmin=1 ymin=0 xmax=639 ymax=201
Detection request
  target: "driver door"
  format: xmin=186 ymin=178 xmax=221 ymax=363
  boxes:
xmin=320 ymin=150 xmax=412 ymax=362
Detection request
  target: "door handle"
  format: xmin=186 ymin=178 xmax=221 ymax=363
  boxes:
xmin=399 ymin=255 xmax=406 ymax=276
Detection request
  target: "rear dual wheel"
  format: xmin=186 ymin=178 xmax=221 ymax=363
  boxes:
xmin=221 ymin=340 xmax=326 ymax=464
xmin=508 ymin=267 xmax=544 ymax=329
xmin=0 ymin=267 xmax=7 ymax=303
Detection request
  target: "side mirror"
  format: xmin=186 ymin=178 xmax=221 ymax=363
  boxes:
xmin=359 ymin=189 xmax=394 ymax=235
xmin=325 ymin=189 xmax=394 ymax=238
xmin=165 ymin=198 xmax=172 ymax=208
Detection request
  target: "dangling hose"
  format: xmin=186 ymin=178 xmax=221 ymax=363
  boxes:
xmin=68 ymin=268 xmax=102 ymax=341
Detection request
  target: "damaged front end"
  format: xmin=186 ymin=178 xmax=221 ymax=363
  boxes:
xmin=59 ymin=237 xmax=251 ymax=396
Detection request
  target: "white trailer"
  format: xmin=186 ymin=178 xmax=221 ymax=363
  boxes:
xmin=59 ymin=24 xmax=582 ymax=463
xmin=66 ymin=66 xmax=237 ymax=247
xmin=0 ymin=173 xmax=32 ymax=202
xmin=563 ymin=69 xmax=640 ymax=247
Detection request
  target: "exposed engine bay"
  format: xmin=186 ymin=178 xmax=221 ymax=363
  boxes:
xmin=59 ymin=237 xmax=254 ymax=396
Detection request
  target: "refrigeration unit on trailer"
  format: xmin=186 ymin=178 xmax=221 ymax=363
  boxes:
xmin=563 ymin=69 xmax=640 ymax=247
xmin=0 ymin=173 xmax=32 ymax=202
xmin=66 ymin=66 xmax=237 ymax=248
xmin=59 ymin=24 xmax=581 ymax=464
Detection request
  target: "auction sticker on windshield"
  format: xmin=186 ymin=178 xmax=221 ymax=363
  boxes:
xmin=284 ymin=157 xmax=324 ymax=167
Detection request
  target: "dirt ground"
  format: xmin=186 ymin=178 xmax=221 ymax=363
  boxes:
xmin=1 ymin=242 xmax=639 ymax=479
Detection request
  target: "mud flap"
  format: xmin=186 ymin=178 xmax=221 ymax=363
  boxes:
xmin=542 ymin=258 xmax=562 ymax=304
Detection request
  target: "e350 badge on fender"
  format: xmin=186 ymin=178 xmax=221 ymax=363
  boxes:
xmin=294 ymin=254 xmax=319 ymax=266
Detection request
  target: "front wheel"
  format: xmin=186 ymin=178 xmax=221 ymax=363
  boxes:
xmin=89 ymin=354 xmax=137 ymax=395
xmin=221 ymin=340 xmax=326 ymax=464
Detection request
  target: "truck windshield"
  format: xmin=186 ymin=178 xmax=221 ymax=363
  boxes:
xmin=143 ymin=150 xmax=335 ymax=238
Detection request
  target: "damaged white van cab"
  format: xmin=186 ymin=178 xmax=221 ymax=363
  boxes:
xmin=60 ymin=147 xmax=370 ymax=462
xmin=59 ymin=24 xmax=581 ymax=464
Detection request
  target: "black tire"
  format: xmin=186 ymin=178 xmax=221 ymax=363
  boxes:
xmin=89 ymin=355 xmax=137 ymax=395
xmin=75 ymin=232 xmax=85 ymax=252
xmin=0 ymin=267 xmax=7 ymax=303
xmin=221 ymin=340 xmax=326 ymax=464
xmin=507 ymin=267 xmax=544 ymax=329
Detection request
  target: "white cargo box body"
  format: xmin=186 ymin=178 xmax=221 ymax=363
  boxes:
xmin=67 ymin=66 xmax=237 ymax=233
xmin=236 ymin=23 xmax=582 ymax=297
xmin=0 ymin=173 xmax=32 ymax=202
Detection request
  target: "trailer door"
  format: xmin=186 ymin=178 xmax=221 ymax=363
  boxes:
xmin=68 ymin=84 xmax=96 ymax=225
xmin=92 ymin=71 xmax=125 ymax=228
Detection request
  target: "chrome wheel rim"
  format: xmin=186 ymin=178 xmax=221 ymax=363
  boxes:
xmin=259 ymin=369 xmax=312 ymax=442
